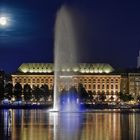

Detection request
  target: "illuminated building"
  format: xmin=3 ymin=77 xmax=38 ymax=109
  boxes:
xmin=120 ymin=74 xmax=129 ymax=94
xmin=12 ymin=63 xmax=121 ymax=99
xmin=128 ymin=73 xmax=140 ymax=97
xmin=118 ymin=68 xmax=140 ymax=98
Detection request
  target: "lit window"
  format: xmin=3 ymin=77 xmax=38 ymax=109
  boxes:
xmin=89 ymin=84 xmax=91 ymax=89
xmin=107 ymin=85 xmax=109 ymax=89
xmin=32 ymin=79 xmax=35 ymax=83
xmin=89 ymin=79 xmax=91 ymax=83
xmin=111 ymin=79 xmax=114 ymax=83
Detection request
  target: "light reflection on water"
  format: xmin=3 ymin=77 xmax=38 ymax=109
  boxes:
xmin=0 ymin=110 xmax=140 ymax=140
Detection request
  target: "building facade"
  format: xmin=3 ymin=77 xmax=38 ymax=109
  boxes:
xmin=12 ymin=63 xmax=122 ymax=100
xmin=128 ymin=73 xmax=140 ymax=97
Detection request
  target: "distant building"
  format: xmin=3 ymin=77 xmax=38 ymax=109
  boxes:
xmin=137 ymin=50 xmax=140 ymax=68
xmin=119 ymin=68 xmax=140 ymax=97
xmin=120 ymin=74 xmax=129 ymax=94
xmin=128 ymin=73 xmax=140 ymax=97
xmin=12 ymin=63 xmax=121 ymax=100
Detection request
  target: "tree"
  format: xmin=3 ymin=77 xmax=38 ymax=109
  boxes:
xmin=40 ymin=84 xmax=50 ymax=101
xmin=50 ymin=86 xmax=54 ymax=101
xmin=32 ymin=86 xmax=42 ymax=102
xmin=23 ymin=84 xmax=32 ymax=101
xmin=0 ymin=71 xmax=4 ymax=101
xmin=78 ymin=83 xmax=88 ymax=102
xmin=4 ymin=82 xmax=13 ymax=99
xmin=88 ymin=91 xmax=94 ymax=103
xmin=137 ymin=95 xmax=140 ymax=102
xmin=0 ymin=82 xmax=4 ymax=100
xmin=14 ymin=82 xmax=22 ymax=101
xmin=119 ymin=92 xmax=134 ymax=102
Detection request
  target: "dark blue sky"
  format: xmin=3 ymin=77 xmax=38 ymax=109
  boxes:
xmin=0 ymin=0 xmax=140 ymax=72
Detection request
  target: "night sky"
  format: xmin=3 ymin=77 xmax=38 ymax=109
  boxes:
xmin=0 ymin=0 xmax=140 ymax=72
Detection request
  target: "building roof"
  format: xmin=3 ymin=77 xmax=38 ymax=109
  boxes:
xmin=18 ymin=63 xmax=114 ymax=74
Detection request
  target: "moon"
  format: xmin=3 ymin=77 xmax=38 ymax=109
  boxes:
xmin=0 ymin=17 xmax=7 ymax=26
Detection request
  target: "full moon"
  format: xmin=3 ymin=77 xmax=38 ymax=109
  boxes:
xmin=0 ymin=17 xmax=7 ymax=26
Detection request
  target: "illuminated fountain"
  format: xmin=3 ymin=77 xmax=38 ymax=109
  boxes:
xmin=53 ymin=5 xmax=78 ymax=111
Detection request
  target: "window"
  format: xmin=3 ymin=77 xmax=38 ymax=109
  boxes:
xmin=107 ymin=85 xmax=109 ymax=89
xmin=111 ymin=79 xmax=114 ymax=83
xmin=89 ymin=84 xmax=91 ymax=89
xmin=97 ymin=85 xmax=100 ymax=89
xmin=107 ymin=79 xmax=109 ymax=83
xmin=24 ymin=79 xmax=26 ymax=83
xmin=15 ymin=79 xmax=17 ymax=82
xmin=32 ymin=79 xmax=35 ymax=83
xmin=88 ymin=79 xmax=91 ymax=83
xmin=93 ymin=79 xmax=96 ymax=83
xmin=84 ymin=79 xmax=87 ymax=82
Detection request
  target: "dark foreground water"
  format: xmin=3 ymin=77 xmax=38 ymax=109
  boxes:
xmin=0 ymin=109 xmax=140 ymax=140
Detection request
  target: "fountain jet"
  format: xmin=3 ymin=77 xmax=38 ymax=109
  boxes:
xmin=53 ymin=5 xmax=78 ymax=111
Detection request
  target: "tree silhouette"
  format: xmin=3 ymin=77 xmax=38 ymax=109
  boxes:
xmin=14 ymin=82 xmax=22 ymax=101
xmin=40 ymin=84 xmax=50 ymax=101
xmin=4 ymin=82 xmax=13 ymax=99
xmin=32 ymin=86 xmax=42 ymax=102
xmin=23 ymin=84 xmax=32 ymax=101
xmin=119 ymin=92 xmax=134 ymax=102
xmin=0 ymin=71 xmax=4 ymax=100
xmin=78 ymin=83 xmax=88 ymax=102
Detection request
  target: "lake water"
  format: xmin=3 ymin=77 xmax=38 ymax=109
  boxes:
xmin=0 ymin=109 xmax=140 ymax=140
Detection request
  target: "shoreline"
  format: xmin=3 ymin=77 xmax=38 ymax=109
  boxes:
xmin=0 ymin=104 xmax=140 ymax=113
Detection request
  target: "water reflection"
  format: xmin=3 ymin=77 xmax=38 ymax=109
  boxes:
xmin=120 ymin=113 xmax=140 ymax=140
xmin=49 ymin=112 xmax=83 ymax=140
xmin=0 ymin=110 xmax=140 ymax=140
